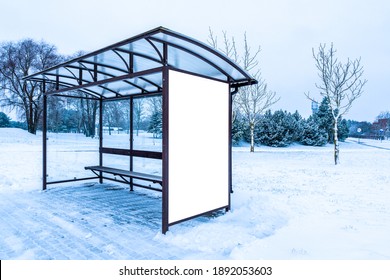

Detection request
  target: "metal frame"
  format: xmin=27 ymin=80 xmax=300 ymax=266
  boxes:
xmin=162 ymin=43 xmax=169 ymax=233
xmin=25 ymin=27 xmax=257 ymax=234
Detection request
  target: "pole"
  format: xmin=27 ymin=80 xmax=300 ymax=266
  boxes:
xmin=129 ymin=96 xmax=134 ymax=191
xmin=99 ymin=98 xmax=103 ymax=183
xmin=42 ymin=81 xmax=47 ymax=191
xmin=228 ymin=86 xmax=233 ymax=201
xmin=162 ymin=43 xmax=169 ymax=234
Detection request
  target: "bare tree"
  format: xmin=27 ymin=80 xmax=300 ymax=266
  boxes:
xmin=47 ymin=96 xmax=66 ymax=132
xmin=133 ymin=98 xmax=144 ymax=136
xmin=377 ymin=111 xmax=390 ymax=120
xmin=237 ymin=75 xmax=279 ymax=152
xmin=104 ymin=100 xmax=131 ymax=134
xmin=307 ymin=43 xmax=367 ymax=164
xmin=208 ymin=28 xmax=279 ymax=152
xmin=80 ymin=95 xmax=98 ymax=137
xmin=0 ymin=39 xmax=62 ymax=134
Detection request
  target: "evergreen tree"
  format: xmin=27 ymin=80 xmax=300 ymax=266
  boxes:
xmin=289 ymin=110 xmax=304 ymax=142
xmin=338 ymin=119 xmax=349 ymax=142
xmin=256 ymin=110 xmax=296 ymax=147
xmin=10 ymin=120 xmax=27 ymax=129
xmin=148 ymin=111 xmax=162 ymax=138
xmin=314 ymin=97 xmax=349 ymax=143
xmin=300 ymin=116 xmax=328 ymax=146
xmin=62 ymin=109 xmax=79 ymax=132
xmin=147 ymin=96 xmax=162 ymax=138
xmin=315 ymin=97 xmax=333 ymax=142
xmin=0 ymin=112 xmax=10 ymax=127
xmin=231 ymin=112 xmax=245 ymax=145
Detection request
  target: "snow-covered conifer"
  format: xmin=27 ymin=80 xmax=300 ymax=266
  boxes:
xmin=300 ymin=117 xmax=328 ymax=146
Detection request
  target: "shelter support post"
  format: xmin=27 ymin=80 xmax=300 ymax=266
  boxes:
xmin=99 ymin=98 xmax=103 ymax=184
xmin=129 ymin=96 xmax=134 ymax=191
xmin=162 ymin=43 xmax=169 ymax=234
xmin=42 ymin=82 xmax=47 ymax=191
xmin=229 ymin=89 xmax=233 ymax=196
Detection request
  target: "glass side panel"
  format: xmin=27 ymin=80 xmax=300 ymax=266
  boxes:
xmin=132 ymin=95 xmax=162 ymax=153
xmin=102 ymin=99 xmax=131 ymax=149
xmin=46 ymin=95 xmax=100 ymax=183
xmin=102 ymin=154 xmax=129 ymax=170
xmin=47 ymin=132 xmax=100 ymax=182
xmin=98 ymin=96 xmax=162 ymax=181
xmin=133 ymin=157 xmax=162 ymax=176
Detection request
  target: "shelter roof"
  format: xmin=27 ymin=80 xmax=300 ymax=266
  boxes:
xmin=24 ymin=27 xmax=257 ymax=99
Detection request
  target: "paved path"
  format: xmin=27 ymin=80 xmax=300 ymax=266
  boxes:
xmin=349 ymin=139 xmax=390 ymax=151
xmin=0 ymin=183 xmax=193 ymax=260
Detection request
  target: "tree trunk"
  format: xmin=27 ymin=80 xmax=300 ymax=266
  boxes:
xmin=80 ymin=98 xmax=97 ymax=138
xmin=27 ymin=105 xmax=37 ymax=134
xmin=333 ymin=118 xmax=339 ymax=165
xmin=250 ymin=122 xmax=255 ymax=152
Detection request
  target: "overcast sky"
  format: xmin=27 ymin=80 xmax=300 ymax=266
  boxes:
xmin=1 ymin=0 xmax=389 ymax=122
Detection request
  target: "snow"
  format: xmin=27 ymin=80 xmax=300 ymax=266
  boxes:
xmin=1 ymin=128 xmax=390 ymax=260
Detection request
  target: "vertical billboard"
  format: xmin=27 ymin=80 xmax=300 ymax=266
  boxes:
xmin=168 ymin=70 xmax=229 ymax=224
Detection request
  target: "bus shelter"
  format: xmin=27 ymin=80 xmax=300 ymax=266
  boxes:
xmin=24 ymin=27 xmax=257 ymax=233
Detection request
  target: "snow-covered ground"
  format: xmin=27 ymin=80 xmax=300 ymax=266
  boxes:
xmin=0 ymin=128 xmax=389 ymax=260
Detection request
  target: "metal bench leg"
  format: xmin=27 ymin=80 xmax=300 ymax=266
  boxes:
xmin=118 ymin=175 xmax=134 ymax=192
xmin=130 ymin=178 xmax=134 ymax=192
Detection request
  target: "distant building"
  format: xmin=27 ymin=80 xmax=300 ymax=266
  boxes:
xmin=371 ymin=118 xmax=389 ymax=140
xmin=348 ymin=119 xmax=390 ymax=140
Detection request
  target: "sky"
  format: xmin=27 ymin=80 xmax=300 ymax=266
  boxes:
xmin=1 ymin=0 xmax=389 ymax=122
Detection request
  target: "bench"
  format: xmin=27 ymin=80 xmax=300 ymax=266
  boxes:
xmin=85 ymin=165 xmax=162 ymax=191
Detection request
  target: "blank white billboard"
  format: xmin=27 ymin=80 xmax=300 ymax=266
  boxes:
xmin=168 ymin=70 xmax=229 ymax=224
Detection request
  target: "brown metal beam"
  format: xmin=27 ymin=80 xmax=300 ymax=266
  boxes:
xmin=162 ymin=43 xmax=169 ymax=234
xmin=100 ymin=147 xmax=162 ymax=160
xmin=42 ymin=82 xmax=47 ymax=191
xmin=43 ymin=67 xmax=163 ymax=95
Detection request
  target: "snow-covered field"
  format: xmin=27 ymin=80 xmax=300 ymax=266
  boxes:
xmin=0 ymin=128 xmax=389 ymax=260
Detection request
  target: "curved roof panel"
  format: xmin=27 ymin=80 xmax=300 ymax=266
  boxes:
xmin=24 ymin=27 xmax=257 ymax=98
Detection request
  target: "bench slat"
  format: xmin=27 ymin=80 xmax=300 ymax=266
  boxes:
xmin=85 ymin=166 xmax=162 ymax=183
